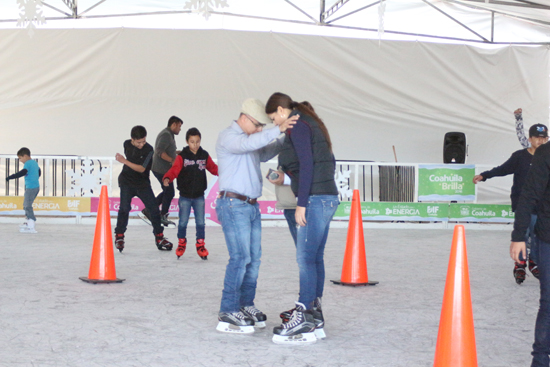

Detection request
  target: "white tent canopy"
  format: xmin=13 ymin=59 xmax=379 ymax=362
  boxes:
xmin=1 ymin=0 xmax=550 ymax=44
xmin=0 ymin=1 xmax=549 ymax=205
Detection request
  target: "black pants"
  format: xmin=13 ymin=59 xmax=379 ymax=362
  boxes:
xmin=115 ymin=185 xmax=163 ymax=235
xmin=153 ymin=171 xmax=175 ymax=216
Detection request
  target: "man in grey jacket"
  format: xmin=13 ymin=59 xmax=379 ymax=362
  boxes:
xmin=140 ymin=116 xmax=183 ymax=227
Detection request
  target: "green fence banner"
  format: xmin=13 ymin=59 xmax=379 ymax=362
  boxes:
xmin=418 ymin=164 xmax=476 ymax=201
xmin=334 ymin=202 xmax=449 ymax=222
xmin=449 ymin=203 xmax=514 ymax=223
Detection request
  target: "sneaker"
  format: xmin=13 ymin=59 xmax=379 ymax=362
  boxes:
xmin=160 ymin=214 xmax=176 ymax=229
xmin=155 ymin=234 xmax=173 ymax=251
xmin=216 ymin=311 xmax=255 ymax=334
xmin=312 ymin=297 xmax=326 ymax=339
xmin=529 ymin=260 xmax=540 ymax=279
xmin=241 ymin=305 xmax=267 ymax=328
xmin=514 ymin=262 xmax=527 ymax=285
xmin=115 ymin=233 xmax=125 ymax=253
xmin=138 ymin=208 xmax=152 ymax=226
xmin=176 ymin=238 xmax=187 ymax=259
xmin=272 ymin=302 xmax=317 ymax=345
xmin=196 ymin=239 xmax=209 ymax=260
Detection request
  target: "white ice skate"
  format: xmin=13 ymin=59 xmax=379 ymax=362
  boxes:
xmin=19 ymin=221 xmax=28 ymax=228
xmin=216 ymin=311 xmax=255 ymax=334
xmin=20 ymin=219 xmax=37 ymax=234
xmin=272 ymin=302 xmax=317 ymax=345
xmin=241 ymin=305 xmax=267 ymax=328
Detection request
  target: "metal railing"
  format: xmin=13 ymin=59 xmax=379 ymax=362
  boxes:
xmin=7 ymin=155 xmax=505 ymax=204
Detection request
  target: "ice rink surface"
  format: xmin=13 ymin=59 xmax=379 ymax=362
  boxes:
xmin=0 ymin=221 xmax=539 ymax=367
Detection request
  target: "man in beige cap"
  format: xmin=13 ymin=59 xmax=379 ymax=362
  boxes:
xmin=215 ymin=98 xmax=297 ymax=334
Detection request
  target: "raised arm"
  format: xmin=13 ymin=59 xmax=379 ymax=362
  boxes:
xmin=515 ymin=108 xmax=530 ymax=149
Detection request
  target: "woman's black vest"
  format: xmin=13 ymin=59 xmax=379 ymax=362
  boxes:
xmin=278 ymin=112 xmax=338 ymax=197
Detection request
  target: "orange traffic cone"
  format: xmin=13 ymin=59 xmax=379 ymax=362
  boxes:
xmin=79 ymin=185 xmax=125 ymax=284
xmin=331 ymin=190 xmax=378 ymax=286
xmin=433 ymin=225 xmax=477 ymax=366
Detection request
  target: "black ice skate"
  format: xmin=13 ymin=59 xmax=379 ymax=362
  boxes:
xmin=241 ymin=305 xmax=267 ymax=328
xmin=312 ymin=297 xmax=326 ymax=339
xmin=216 ymin=311 xmax=255 ymax=334
xmin=279 ymin=307 xmax=295 ymax=323
xmin=160 ymin=214 xmax=176 ymax=229
xmin=155 ymin=233 xmax=173 ymax=251
xmin=138 ymin=208 xmax=152 ymax=226
xmin=514 ymin=261 xmax=527 ymax=285
xmin=115 ymin=233 xmax=125 ymax=253
xmin=272 ymin=302 xmax=317 ymax=345
xmin=529 ymin=259 xmax=540 ymax=279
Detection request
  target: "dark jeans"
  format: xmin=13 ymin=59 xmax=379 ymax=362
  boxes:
xmin=284 ymin=208 xmax=298 ymax=246
xmin=527 ymin=214 xmax=539 ymax=264
xmin=178 ymin=196 xmax=206 ymax=240
xmin=153 ymin=171 xmax=175 ymax=216
xmin=532 ymin=238 xmax=550 ymax=366
xmin=115 ymin=185 xmax=163 ymax=235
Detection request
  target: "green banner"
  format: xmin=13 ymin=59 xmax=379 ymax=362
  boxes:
xmin=334 ymin=202 xmax=449 ymax=222
xmin=418 ymin=164 xmax=476 ymax=201
xmin=449 ymin=203 xmax=514 ymax=223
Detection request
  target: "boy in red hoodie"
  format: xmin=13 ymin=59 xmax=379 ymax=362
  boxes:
xmin=163 ymin=127 xmax=218 ymax=260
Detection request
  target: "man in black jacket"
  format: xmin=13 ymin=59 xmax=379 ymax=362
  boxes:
xmin=511 ymin=140 xmax=550 ymax=366
xmin=474 ymin=123 xmax=548 ymax=283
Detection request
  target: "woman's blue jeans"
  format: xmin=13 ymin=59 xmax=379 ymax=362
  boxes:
xmin=296 ymin=195 xmax=339 ymax=309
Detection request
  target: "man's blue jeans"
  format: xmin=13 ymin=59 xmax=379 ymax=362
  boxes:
xmin=178 ymin=196 xmax=205 ymax=240
xmin=296 ymin=195 xmax=339 ymax=309
xmin=531 ymin=238 xmax=550 ymax=366
xmin=216 ymin=197 xmax=262 ymax=313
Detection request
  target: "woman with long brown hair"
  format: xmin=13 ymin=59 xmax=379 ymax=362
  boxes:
xmin=265 ymin=92 xmax=339 ymax=344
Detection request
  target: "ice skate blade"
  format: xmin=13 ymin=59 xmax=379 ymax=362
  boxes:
xmin=200 ymin=256 xmax=208 ymax=260
xmin=216 ymin=322 xmax=254 ymax=334
xmin=314 ymin=328 xmax=326 ymax=339
xmin=162 ymin=223 xmax=176 ymax=229
xmin=19 ymin=228 xmax=37 ymax=234
xmin=254 ymin=321 xmax=266 ymax=328
xmin=272 ymin=332 xmax=317 ymax=345
xmin=138 ymin=213 xmax=152 ymax=226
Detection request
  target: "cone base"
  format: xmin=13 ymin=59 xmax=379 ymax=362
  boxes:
xmin=331 ymin=279 xmax=378 ymax=286
xmin=79 ymin=277 xmax=125 ymax=284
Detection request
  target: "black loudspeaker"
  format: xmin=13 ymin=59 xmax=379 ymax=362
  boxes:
xmin=443 ymin=132 xmax=467 ymax=164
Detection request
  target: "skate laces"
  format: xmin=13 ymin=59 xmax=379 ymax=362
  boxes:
xmin=284 ymin=304 xmax=307 ymax=329
xmin=242 ymin=306 xmax=262 ymax=316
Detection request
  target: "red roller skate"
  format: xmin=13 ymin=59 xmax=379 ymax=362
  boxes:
xmin=196 ymin=239 xmax=209 ymax=260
